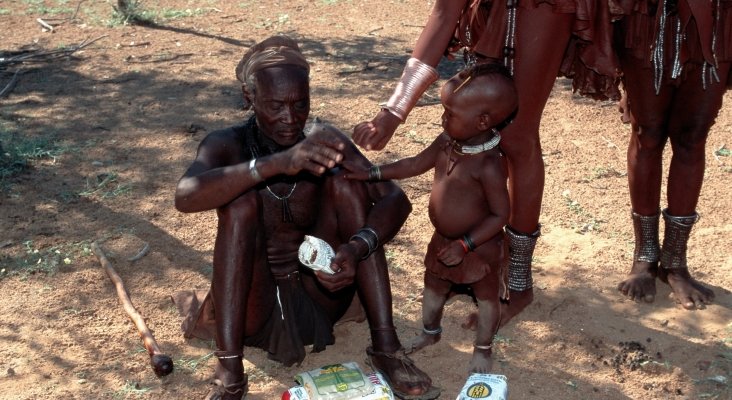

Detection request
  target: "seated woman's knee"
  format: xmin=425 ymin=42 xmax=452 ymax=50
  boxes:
xmin=327 ymin=170 xmax=368 ymax=205
xmin=217 ymin=190 xmax=260 ymax=221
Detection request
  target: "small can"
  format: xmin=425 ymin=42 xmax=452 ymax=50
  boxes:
xmin=456 ymin=373 xmax=508 ymax=400
xmin=298 ymin=235 xmax=336 ymax=274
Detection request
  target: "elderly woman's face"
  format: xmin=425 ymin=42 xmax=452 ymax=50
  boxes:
xmin=252 ymin=66 xmax=310 ymax=147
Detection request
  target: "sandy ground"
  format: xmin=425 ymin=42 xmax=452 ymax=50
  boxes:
xmin=1 ymin=1 xmax=731 ymax=399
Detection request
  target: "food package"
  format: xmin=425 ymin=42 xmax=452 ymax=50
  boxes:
xmin=455 ymin=373 xmax=508 ymax=400
xmin=298 ymin=235 xmax=336 ymax=274
xmin=281 ymin=362 xmax=394 ymax=400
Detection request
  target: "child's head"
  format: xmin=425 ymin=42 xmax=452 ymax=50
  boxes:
xmin=440 ymin=63 xmax=518 ymax=140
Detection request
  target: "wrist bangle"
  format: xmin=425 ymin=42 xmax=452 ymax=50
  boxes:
xmin=459 ymin=239 xmax=469 ymax=253
xmin=349 ymin=227 xmax=380 ymax=260
xmin=368 ymin=165 xmax=382 ymax=181
xmin=249 ymin=158 xmax=262 ymax=182
xmin=463 ymin=234 xmax=476 ymax=252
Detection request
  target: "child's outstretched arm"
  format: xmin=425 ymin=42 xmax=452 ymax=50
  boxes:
xmin=344 ymin=135 xmax=443 ymax=181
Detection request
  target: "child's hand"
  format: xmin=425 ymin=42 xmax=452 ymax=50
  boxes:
xmin=437 ymin=240 xmax=466 ymax=266
xmin=341 ymin=161 xmax=370 ymax=180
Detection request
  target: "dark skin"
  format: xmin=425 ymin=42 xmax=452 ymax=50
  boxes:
xmin=175 ymin=66 xmax=434 ymax=397
xmin=347 ymin=73 xmax=515 ymax=373
xmin=353 ymin=0 xmax=576 ymax=324
xmin=616 ymin=40 xmax=730 ymax=309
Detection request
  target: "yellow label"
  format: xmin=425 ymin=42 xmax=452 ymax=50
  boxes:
xmin=466 ymin=382 xmax=492 ymax=398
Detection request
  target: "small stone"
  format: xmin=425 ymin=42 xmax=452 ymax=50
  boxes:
xmin=7 ymin=368 xmax=15 ymax=377
xmin=77 ymin=379 xmax=87 ymax=384
xmin=91 ymin=161 xmax=104 ymax=167
xmin=660 ymin=319 xmax=669 ymax=326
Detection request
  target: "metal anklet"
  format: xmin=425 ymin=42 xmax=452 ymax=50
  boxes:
xmin=632 ymin=210 xmax=660 ymax=263
xmin=506 ymin=225 xmax=541 ymax=292
xmin=660 ymin=208 xmax=699 ymax=270
xmin=215 ymin=350 xmax=243 ymax=360
xmin=423 ymin=326 xmax=442 ymax=336
xmin=474 ymin=343 xmax=493 ymax=351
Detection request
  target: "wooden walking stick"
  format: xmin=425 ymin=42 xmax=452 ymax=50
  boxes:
xmin=91 ymin=242 xmax=174 ymax=377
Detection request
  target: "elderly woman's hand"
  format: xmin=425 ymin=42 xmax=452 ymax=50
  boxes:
xmin=281 ymin=133 xmax=347 ymax=176
xmin=314 ymin=242 xmax=360 ymax=292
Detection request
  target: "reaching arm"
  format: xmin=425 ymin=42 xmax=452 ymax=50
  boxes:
xmin=343 ymin=134 xmax=443 ymax=181
xmin=175 ymin=129 xmax=347 ymax=213
xmin=353 ymin=0 xmax=468 ymax=150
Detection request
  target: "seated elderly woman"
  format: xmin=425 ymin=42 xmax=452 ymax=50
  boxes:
xmin=174 ymin=36 xmax=439 ymax=400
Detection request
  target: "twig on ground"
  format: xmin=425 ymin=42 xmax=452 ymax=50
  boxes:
xmin=42 ymin=0 xmax=87 ymax=25
xmin=36 ymin=18 xmax=55 ymax=32
xmin=124 ymin=53 xmax=193 ymax=63
xmin=117 ymin=41 xmax=151 ymax=48
xmin=127 ymin=242 xmax=150 ymax=262
xmin=0 ymin=70 xmax=21 ymax=98
xmin=0 ymin=35 xmax=107 ymax=68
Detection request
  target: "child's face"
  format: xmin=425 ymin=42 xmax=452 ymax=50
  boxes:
xmin=439 ymin=75 xmax=487 ymax=141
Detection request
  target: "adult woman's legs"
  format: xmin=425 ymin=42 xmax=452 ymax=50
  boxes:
xmin=658 ymin=61 xmax=730 ymax=309
xmin=498 ymin=4 xmax=574 ymax=323
xmin=310 ymin=172 xmax=437 ymax=398
xmin=615 ymin=51 xmax=673 ymax=303
xmin=210 ymin=191 xmax=273 ymax=399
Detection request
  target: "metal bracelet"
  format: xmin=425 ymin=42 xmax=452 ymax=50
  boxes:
xmin=249 ymin=158 xmax=262 ymax=182
xmin=385 ymin=58 xmax=439 ymax=121
xmin=368 ymin=165 xmax=382 ymax=181
xmin=463 ymin=234 xmax=476 ymax=252
xmin=350 ymin=227 xmax=379 ymax=260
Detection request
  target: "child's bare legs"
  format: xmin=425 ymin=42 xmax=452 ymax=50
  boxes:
xmin=469 ymin=274 xmax=500 ymax=373
xmin=407 ymin=271 xmax=451 ymax=354
xmin=498 ymin=4 xmax=574 ymax=324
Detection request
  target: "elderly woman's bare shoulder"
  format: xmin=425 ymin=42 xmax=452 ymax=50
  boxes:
xmin=197 ymin=125 xmax=247 ymax=150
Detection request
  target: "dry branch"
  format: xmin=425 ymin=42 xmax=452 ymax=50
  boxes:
xmin=91 ymin=242 xmax=173 ymax=377
xmin=0 ymin=35 xmax=107 ymax=68
xmin=0 ymin=70 xmax=21 ymax=98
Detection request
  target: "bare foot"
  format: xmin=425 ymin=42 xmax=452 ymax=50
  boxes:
xmin=469 ymin=347 xmax=494 ymax=374
xmin=405 ymin=331 xmax=441 ymax=354
xmin=499 ymin=288 xmax=533 ymax=328
xmin=207 ymin=362 xmax=247 ymax=400
xmin=617 ymin=260 xmax=657 ymax=303
xmin=658 ymin=268 xmax=715 ymax=309
xmin=367 ymin=347 xmax=440 ymax=399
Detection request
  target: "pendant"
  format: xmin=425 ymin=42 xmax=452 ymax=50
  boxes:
xmin=281 ymin=198 xmax=293 ymax=223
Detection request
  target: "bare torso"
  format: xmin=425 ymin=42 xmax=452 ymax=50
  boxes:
xmin=224 ymin=127 xmax=324 ymax=275
xmin=429 ymin=137 xmax=504 ymax=239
